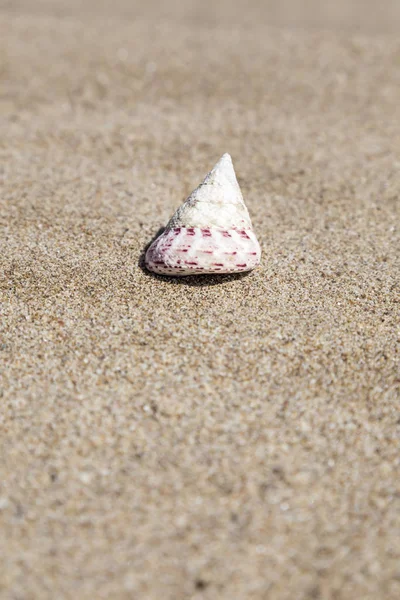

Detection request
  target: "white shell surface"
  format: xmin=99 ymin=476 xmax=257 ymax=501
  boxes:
xmin=145 ymin=154 xmax=261 ymax=276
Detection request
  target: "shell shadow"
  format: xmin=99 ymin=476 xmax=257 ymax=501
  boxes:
xmin=138 ymin=228 xmax=251 ymax=287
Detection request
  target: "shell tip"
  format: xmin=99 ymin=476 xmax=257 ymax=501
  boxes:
xmin=211 ymin=152 xmax=235 ymax=176
xmin=219 ymin=152 xmax=232 ymax=163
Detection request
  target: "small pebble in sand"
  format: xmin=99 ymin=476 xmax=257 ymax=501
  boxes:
xmin=145 ymin=153 xmax=261 ymax=276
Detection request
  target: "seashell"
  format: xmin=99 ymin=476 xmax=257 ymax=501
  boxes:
xmin=145 ymin=153 xmax=261 ymax=276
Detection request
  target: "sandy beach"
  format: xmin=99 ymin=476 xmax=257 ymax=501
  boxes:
xmin=1 ymin=1 xmax=399 ymax=598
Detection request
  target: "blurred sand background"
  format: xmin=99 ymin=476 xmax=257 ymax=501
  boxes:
xmin=1 ymin=1 xmax=400 ymax=598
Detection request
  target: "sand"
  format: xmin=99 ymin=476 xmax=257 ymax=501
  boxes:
xmin=0 ymin=1 xmax=399 ymax=598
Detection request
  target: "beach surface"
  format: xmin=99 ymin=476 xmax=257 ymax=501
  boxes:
xmin=1 ymin=1 xmax=399 ymax=598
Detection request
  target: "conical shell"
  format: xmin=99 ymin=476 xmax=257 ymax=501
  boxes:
xmin=145 ymin=154 xmax=261 ymax=276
